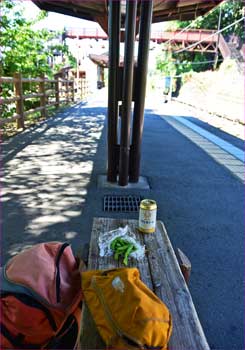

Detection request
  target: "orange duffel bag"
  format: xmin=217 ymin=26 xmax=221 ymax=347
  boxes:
xmin=82 ymin=267 xmax=173 ymax=350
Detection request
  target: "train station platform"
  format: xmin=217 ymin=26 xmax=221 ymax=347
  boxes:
xmin=1 ymin=94 xmax=244 ymax=350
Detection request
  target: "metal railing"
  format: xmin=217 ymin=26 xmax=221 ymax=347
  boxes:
xmin=66 ymin=27 xmax=218 ymax=43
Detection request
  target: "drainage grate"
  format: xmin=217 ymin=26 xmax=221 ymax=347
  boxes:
xmin=103 ymin=195 xmax=142 ymax=212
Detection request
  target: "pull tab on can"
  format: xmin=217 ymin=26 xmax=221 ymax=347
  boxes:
xmin=139 ymin=199 xmax=157 ymax=233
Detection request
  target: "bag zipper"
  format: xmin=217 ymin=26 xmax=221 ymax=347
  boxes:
xmin=55 ymin=242 xmax=70 ymax=303
xmin=91 ymin=276 xmax=144 ymax=349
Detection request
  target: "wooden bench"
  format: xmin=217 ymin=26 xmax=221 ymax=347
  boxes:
xmin=80 ymin=217 xmax=210 ymax=350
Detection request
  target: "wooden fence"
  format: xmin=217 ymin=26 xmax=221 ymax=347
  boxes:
xmin=0 ymin=73 xmax=88 ymax=129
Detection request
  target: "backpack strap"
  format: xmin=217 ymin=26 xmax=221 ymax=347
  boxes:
xmin=44 ymin=301 xmax=83 ymax=350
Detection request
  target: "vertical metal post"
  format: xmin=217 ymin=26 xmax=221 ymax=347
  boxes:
xmin=129 ymin=0 xmax=153 ymax=182
xmin=214 ymin=4 xmax=222 ymax=70
xmin=118 ymin=0 xmax=137 ymax=186
xmin=101 ymin=67 xmax=105 ymax=87
xmin=107 ymin=0 xmax=121 ymax=182
xmin=169 ymin=76 xmax=173 ymax=102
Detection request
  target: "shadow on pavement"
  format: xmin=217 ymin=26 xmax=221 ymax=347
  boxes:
xmin=1 ymin=103 xmax=107 ymax=264
xmin=1 ymin=103 xmax=244 ymax=350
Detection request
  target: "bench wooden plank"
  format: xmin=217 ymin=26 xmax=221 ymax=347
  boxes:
xmin=80 ymin=217 xmax=210 ymax=350
xmin=88 ymin=218 xmax=153 ymax=288
xmin=144 ymin=221 xmax=209 ymax=350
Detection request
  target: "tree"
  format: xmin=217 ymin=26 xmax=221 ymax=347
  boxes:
xmin=156 ymin=50 xmax=177 ymax=76
xmin=175 ymin=0 xmax=244 ymax=40
xmin=156 ymin=0 xmax=244 ymax=77
xmin=0 ymin=0 xmax=76 ymax=121
xmin=0 ymin=0 xmax=75 ymax=77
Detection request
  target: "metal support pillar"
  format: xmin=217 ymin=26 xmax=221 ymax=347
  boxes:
xmin=107 ymin=0 xmax=120 ymax=182
xmin=129 ymin=0 xmax=153 ymax=182
xmin=118 ymin=0 xmax=137 ymax=186
xmin=168 ymin=76 xmax=173 ymax=102
xmin=214 ymin=4 xmax=222 ymax=70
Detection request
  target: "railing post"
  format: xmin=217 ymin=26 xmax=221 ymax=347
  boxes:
xmin=55 ymin=77 xmax=60 ymax=108
xmin=13 ymin=72 xmax=25 ymax=129
xmin=84 ymin=80 xmax=88 ymax=100
xmin=39 ymin=74 xmax=46 ymax=118
xmin=77 ymin=78 xmax=80 ymax=101
xmin=65 ymin=80 xmax=69 ymax=104
xmin=85 ymin=80 xmax=87 ymax=99
xmin=72 ymin=80 xmax=75 ymax=102
xmin=61 ymin=80 xmax=64 ymax=101
xmin=81 ymin=79 xmax=84 ymax=100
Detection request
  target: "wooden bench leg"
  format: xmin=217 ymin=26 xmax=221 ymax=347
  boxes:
xmin=76 ymin=243 xmax=89 ymax=272
xmin=176 ymin=248 xmax=191 ymax=284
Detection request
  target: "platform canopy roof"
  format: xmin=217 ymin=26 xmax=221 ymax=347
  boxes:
xmin=32 ymin=0 xmax=223 ymax=34
xmin=89 ymin=53 xmax=137 ymax=68
xmin=89 ymin=53 xmax=120 ymax=68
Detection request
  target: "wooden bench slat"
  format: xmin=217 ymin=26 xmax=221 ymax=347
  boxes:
xmin=145 ymin=221 xmax=210 ymax=350
xmin=80 ymin=217 xmax=210 ymax=350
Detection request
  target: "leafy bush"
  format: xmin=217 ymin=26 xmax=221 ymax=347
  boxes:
xmin=0 ymin=0 xmax=76 ymax=122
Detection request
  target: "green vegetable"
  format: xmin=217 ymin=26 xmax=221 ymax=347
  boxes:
xmin=110 ymin=237 xmax=137 ymax=265
xmin=114 ymin=251 xmax=120 ymax=260
xmin=110 ymin=239 xmax=117 ymax=250
xmin=123 ymin=244 xmax=134 ymax=266
xmin=116 ymin=246 xmax=128 ymax=252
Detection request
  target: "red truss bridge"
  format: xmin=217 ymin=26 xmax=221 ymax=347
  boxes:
xmin=65 ymin=27 xmax=232 ymax=58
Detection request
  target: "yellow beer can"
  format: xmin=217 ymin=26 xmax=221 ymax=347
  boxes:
xmin=139 ymin=199 xmax=157 ymax=233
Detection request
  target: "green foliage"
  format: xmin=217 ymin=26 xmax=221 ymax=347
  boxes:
xmin=156 ymin=49 xmax=202 ymax=76
xmin=155 ymin=49 xmax=216 ymax=95
xmin=0 ymin=0 xmax=76 ymax=122
xmin=156 ymin=50 xmax=177 ymax=76
xmin=155 ymin=1 xmax=244 ymax=78
xmin=175 ymin=0 xmax=244 ymax=40
xmin=0 ymin=0 xmax=76 ymax=78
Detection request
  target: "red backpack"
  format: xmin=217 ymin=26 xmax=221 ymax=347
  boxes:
xmin=0 ymin=242 xmax=83 ymax=349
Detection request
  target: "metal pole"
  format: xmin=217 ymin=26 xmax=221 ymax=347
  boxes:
xmin=214 ymin=4 xmax=222 ymax=70
xmin=169 ymin=76 xmax=173 ymax=102
xmin=129 ymin=0 xmax=153 ymax=183
xmin=118 ymin=0 xmax=137 ymax=186
xmin=107 ymin=0 xmax=121 ymax=182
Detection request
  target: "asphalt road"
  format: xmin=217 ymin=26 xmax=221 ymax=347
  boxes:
xmin=1 ymin=95 xmax=244 ymax=350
